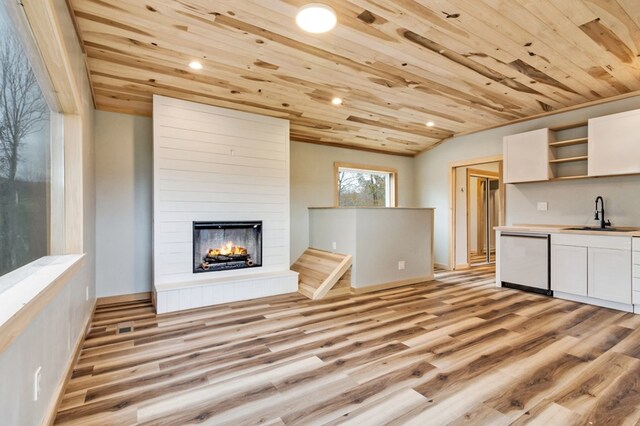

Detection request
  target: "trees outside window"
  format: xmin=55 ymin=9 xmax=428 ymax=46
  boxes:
xmin=0 ymin=23 xmax=50 ymax=279
xmin=335 ymin=163 xmax=397 ymax=207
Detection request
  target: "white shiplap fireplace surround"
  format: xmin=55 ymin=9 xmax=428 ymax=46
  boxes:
xmin=152 ymin=96 xmax=298 ymax=313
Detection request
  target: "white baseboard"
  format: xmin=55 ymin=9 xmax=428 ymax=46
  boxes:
xmin=554 ymin=291 xmax=634 ymax=313
xmin=434 ymin=263 xmax=451 ymax=271
xmin=352 ymin=275 xmax=435 ymax=295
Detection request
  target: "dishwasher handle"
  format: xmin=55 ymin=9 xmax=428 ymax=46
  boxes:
xmin=501 ymin=232 xmax=549 ymax=239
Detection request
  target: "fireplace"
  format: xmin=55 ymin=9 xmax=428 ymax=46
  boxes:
xmin=193 ymin=221 xmax=262 ymax=273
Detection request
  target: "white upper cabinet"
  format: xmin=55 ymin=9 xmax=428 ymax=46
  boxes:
xmin=503 ymin=128 xmax=551 ymax=183
xmin=589 ymin=109 xmax=640 ymax=177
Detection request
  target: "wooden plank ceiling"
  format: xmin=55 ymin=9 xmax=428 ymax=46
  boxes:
xmin=67 ymin=0 xmax=640 ymax=156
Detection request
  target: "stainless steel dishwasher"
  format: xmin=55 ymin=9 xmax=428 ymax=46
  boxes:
xmin=500 ymin=232 xmax=552 ymax=296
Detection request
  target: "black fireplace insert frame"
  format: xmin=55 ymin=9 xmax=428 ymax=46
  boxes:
xmin=192 ymin=221 xmax=263 ymax=274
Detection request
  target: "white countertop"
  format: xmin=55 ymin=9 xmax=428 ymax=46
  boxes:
xmin=496 ymin=224 xmax=640 ymax=237
xmin=309 ymin=207 xmax=435 ymax=210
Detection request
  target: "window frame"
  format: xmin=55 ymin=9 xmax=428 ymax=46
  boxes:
xmin=0 ymin=0 xmax=86 ymax=333
xmin=0 ymin=2 xmax=61 ymax=277
xmin=333 ymin=162 xmax=398 ymax=208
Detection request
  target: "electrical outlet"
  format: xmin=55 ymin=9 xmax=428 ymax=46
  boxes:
xmin=85 ymin=286 xmax=89 ymax=301
xmin=332 ymin=241 xmax=337 ymax=250
xmin=398 ymin=260 xmax=406 ymax=270
xmin=537 ymin=202 xmax=548 ymax=211
xmin=34 ymin=367 xmax=42 ymax=401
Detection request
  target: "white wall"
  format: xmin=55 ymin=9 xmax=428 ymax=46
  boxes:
xmin=507 ymin=175 xmax=640 ymax=227
xmin=94 ymin=93 xmax=640 ymax=287
xmin=416 ymin=95 xmax=640 ymax=266
xmin=309 ymin=208 xmax=434 ymax=288
xmin=92 ymin=112 xmax=418 ymax=294
xmin=291 ymin=142 xmax=416 ymax=263
xmin=0 ymin=261 xmax=90 ymax=425
xmin=95 ymin=112 xmax=153 ymax=297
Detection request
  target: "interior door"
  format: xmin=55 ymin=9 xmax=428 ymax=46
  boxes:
xmin=488 ymin=178 xmax=499 ymax=264
xmin=469 ymin=175 xmax=488 ymax=265
xmin=454 ymin=161 xmax=503 ymax=270
xmin=468 ymin=171 xmax=500 ymax=266
xmin=476 ymin=177 xmax=487 ymax=258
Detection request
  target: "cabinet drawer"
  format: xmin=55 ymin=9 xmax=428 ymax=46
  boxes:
xmin=634 ymin=238 xmax=640 ymax=252
xmin=634 ymin=290 xmax=640 ymax=305
xmin=634 ymin=278 xmax=640 ymax=291
xmin=552 ymin=234 xmax=631 ymax=250
xmin=634 ymin=265 xmax=640 ymax=278
xmin=634 ymin=251 xmax=640 ymax=265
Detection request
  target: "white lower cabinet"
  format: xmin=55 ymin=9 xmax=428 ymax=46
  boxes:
xmin=551 ymin=245 xmax=587 ymax=296
xmin=588 ymin=247 xmax=631 ymax=304
xmin=551 ymin=234 xmax=631 ymax=304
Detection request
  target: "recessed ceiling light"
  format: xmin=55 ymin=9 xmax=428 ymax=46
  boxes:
xmin=189 ymin=61 xmax=203 ymax=70
xmin=296 ymin=4 xmax=337 ymax=33
xmin=331 ymin=97 xmax=343 ymax=106
xmin=426 ymin=121 xmax=435 ymax=127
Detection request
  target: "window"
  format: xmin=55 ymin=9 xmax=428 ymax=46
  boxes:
xmin=334 ymin=162 xmax=397 ymax=207
xmin=0 ymin=6 xmax=51 ymax=280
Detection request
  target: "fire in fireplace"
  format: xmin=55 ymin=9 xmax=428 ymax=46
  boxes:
xmin=193 ymin=221 xmax=262 ymax=273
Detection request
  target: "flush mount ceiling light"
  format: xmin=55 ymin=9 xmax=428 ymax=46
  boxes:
xmin=331 ymin=97 xmax=343 ymax=105
xmin=189 ymin=61 xmax=203 ymax=70
xmin=296 ymin=4 xmax=337 ymax=33
xmin=426 ymin=121 xmax=435 ymax=127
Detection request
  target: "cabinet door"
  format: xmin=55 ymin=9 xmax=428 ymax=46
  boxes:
xmin=589 ymin=109 xmax=640 ymax=177
xmin=551 ymin=244 xmax=587 ymax=295
xmin=588 ymin=248 xmax=631 ymax=304
xmin=503 ymin=128 xmax=551 ymax=183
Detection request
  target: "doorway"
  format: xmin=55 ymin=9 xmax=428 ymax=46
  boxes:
xmin=467 ymin=170 xmax=499 ymax=266
xmin=449 ymin=157 xmax=504 ymax=270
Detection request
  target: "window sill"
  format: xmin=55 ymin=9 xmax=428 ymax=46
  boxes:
xmin=0 ymin=254 xmax=85 ymax=353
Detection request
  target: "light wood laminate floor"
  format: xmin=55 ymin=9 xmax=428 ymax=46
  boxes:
xmin=55 ymin=266 xmax=640 ymax=425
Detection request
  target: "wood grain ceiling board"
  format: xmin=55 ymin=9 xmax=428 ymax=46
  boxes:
xmin=66 ymin=0 xmax=640 ymax=155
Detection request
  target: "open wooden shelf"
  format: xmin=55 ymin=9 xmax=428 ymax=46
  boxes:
xmin=549 ymin=121 xmax=587 ymax=132
xmin=549 ymin=155 xmax=588 ymax=164
xmin=548 ymin=123 xmax=588 ymax=180
xmin=550 ymin=175 xmax=589 ymax=181
xmin=549 ymin=137 xmax=588 ymax=148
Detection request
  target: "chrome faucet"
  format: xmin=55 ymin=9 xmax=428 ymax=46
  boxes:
xmin=594 ymin=196 xmax=611 ymax=229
